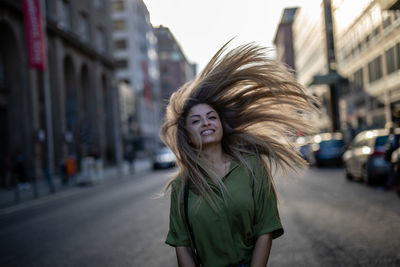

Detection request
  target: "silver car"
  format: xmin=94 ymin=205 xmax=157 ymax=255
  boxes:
xmin=152 ymin=147 xmax=177 ymax=169
xmin=343 ymin=129 xmax=389 ymax=185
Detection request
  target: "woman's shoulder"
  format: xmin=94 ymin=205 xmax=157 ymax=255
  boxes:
xmin=169 ymin=174 xmax=185 ymax=192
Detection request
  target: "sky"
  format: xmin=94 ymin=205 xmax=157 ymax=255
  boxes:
xmin=143 ymin=0 xmax=312 ymax=72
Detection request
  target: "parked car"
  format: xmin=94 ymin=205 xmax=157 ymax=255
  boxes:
xmin=295 ymin=135 xmax=312 ymax=160
xmin=342 ymin=129 xmax=389 ymax=185
xmin=307 ymin=132 xmax=345 ymax=166
xmin=152 ymin=147 xmax=177 ymax=169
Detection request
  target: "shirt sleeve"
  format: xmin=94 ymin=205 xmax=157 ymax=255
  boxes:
xmin=252 ymin=159 xmax=284 ymax=239
xmin=165 ymin=184 xmax=191 ymax=247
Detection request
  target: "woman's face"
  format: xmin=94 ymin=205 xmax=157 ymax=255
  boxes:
xmin=185 ymin=103 xmax=223 ymax=148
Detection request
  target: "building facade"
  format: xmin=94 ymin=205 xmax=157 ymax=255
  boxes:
xmin=0 ymin=0 xmax=121 ymax=185
xmin=334 ymin=0 xmax=400 ymax=132
xmin=154 ymin=25 xmax=196 ymax=115
xmin=292 ymin=0 xmax=332 ymax=132
xmin=273 ymin=8 xmax=298 ymax=73
xmin=111 ymin=0 xmax=161 ymax=156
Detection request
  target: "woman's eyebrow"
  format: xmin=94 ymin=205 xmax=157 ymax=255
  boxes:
xmin=189 ymin=111 xmax=215 ymax=118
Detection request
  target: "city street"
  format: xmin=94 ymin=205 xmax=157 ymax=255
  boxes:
xmin=0 ymin=166 xmax=399 ymax=267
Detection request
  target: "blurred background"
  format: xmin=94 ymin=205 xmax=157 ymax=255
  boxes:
xmin=0 ymin=0 xmax=399 ymax=266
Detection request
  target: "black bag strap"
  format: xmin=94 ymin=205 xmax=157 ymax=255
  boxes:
xmin=184 ymin=181 xmax=202 ymax=266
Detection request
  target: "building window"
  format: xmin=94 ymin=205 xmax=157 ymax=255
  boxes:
xmin=159 ymin=52 xmax=169 ymax=60
xmin=46 ymin=1 xmax=56 ymax=20
xmin=94 ymin=0 xmax=105 ymax=10
xmin=79 ymin=13 xmax=90 ymax=43
xmin=364 ymin=34 xmax=371 ymax=47
xmin=355 ymin=97 xmax=365 ymax=108
xmin=170 ymin=52 xmax=182 ymax=61
xmin=354 ymin=68 xmax=364 ymax=91
xmin=60 ymin=0 xmax=72 ymax=30
xmin=371 ymin=97 xmax=385 ymax=109
xmin=120 ymin=79 xmax=130 ymax=85
xmin=394 ymin=10 xmax=400 ymax=21
xmin=357 ymin=42 xmax=362 ymax=52
xmin=96 ymin=27 xmax=107 ymax=53
xmin=160 ymin=66 xmax=169 ymax=74
xmin=386 ymin=46 xmax=396 ymax=74
xmin=383 ymin=16 xmax=391 ymax=30
xmin=368 ymin=55 xmax=382 ymax=83
xmin=112 ymin=0 xmax=124 ymax=11
xmin=114 ymin=39 xmax=127 ymax=50
xmin=140 ymin=43 xmax=147 ymax=54
xmin=116 ymin=59 xmax=128 ymax=69
xmin=373 ymin=26 xmax=380 ymax=38
xmin=397 ymin=43 xmax=400 ymax=70
xmin=351 ymin=46 xmax=356 ymax=57
xmin=112 ymin=19 xmax=126 ymax=30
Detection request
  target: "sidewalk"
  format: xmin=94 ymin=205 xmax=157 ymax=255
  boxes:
xmin=0 ymin=158 xmax=152 ymax=210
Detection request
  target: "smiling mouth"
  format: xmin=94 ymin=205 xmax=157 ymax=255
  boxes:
xmin=201 ymin=129 xmax=214 ymax=136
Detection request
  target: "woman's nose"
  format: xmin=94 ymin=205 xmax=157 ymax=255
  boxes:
xmin=201 ymin=118 xmax=210 ymax=126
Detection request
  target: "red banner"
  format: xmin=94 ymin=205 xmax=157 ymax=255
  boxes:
xmin=22 ymin=0 xmax=45 ymax=71
xmin=141 ymin=61 xmax=152 ymax=108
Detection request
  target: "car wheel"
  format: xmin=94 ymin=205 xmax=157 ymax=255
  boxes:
xmin=344 ymin=164 xmax=353 ymax=180
xmin=307 ymin=154 xmax=315 ymax=166
xmin=316 ymin=159 xmax=322 ymax=167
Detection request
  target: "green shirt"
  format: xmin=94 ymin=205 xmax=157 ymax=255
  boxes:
xmin=165 ymin=155 xmax=284 ymax=267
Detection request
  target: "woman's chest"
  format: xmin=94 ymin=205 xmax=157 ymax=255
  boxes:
xmin=189 ymin=171 xmax=254 ymax=226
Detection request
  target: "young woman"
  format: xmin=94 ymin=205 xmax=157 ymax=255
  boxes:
xmin=161 ymin=42 xmax=317 ymax=267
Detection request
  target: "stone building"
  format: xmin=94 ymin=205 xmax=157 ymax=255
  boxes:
xmin=111 ymin=0 xmax=161 ymax=155
xmin=154 ymin=25 xmax=196 ymax=116
xmin=0 ymin=0 xmax=121 ymax=184
xmin=273 ymin=7 xmax=298 ymax=73
xmin=291 ymin=0 xmax=332 ymax=132
xmin=334 ymin=0 xmax=400 ymax=131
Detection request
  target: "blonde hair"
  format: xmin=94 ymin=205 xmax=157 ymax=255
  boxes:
xmin=160 ymin=41 xmax=317 ymax=208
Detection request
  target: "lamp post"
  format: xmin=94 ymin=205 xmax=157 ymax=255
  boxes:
xmin=323 ymin=0 xmax=340 ymax=132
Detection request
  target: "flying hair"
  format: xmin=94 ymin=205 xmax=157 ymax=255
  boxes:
xmin=160 ymin=40 xmax=318 ymax=209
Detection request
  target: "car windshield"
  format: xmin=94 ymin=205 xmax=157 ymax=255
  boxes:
xmin=158 ymin=148 xmax=172 ymax=154
xmin=320 ymin=139 xmax=344 ymax=147
xmin=375 ymin=135 xmax=388 ymax=147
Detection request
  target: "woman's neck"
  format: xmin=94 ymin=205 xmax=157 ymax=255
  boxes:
xmin=201 ymin=144 xmax=225 ymax=164
xmin=201 ymin=144 xmax=231 ymax=177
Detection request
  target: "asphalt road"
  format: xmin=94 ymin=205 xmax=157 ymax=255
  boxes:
xmin=0 ymin=166 xmax=399 ymax=267
xmin=269 ymin=167 xmax=400 ymax=267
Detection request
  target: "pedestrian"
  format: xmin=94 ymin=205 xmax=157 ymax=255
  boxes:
xmin=13 ymin=151 xmax=29 ymax=190
xmin=161 ymin=42 xmax=317 ymax=267
xmin=65 ymin=154 xmax=77 ymax=184
xmin=59 ymin=158 xmax=68 ymax=185
xmin=384 ymin=122 xmax=400 ymax=190
xmin=125 ymin=144 xmax=136 ymax=173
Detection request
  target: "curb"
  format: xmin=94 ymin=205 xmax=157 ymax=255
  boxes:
xmin=0 ymin=159 xmax=152 ymax=215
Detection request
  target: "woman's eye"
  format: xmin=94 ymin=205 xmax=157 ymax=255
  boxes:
xmin=192 ymin=120 xmax=199 ymax=124
xmin=209 ymin=116 xmax=216 ymax=120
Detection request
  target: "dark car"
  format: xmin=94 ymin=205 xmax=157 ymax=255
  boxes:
xmin=343 ymin=129 xmax=389 ymax=185
xmin=152 ymin=147 xmax=177 ymax=169
xmin=295 ymin=136 xmax=312 ymax=160
xmin=307 ymin=132 xmax=345 ymax=166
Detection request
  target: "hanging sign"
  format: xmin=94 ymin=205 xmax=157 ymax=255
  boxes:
xmin=22 ymin=0 xmax=46 ymax=71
